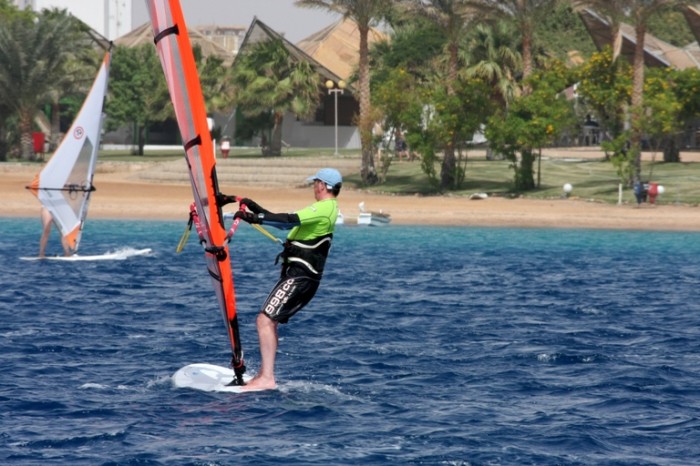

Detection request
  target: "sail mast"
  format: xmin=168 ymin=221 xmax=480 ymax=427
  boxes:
xmin=146 ymin=0 xmax=245 ymax=384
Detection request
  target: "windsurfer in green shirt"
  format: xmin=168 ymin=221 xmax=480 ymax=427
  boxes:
xmin=232 ymin=168 xmax=342 ymax=391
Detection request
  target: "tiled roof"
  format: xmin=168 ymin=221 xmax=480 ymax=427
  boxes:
xmin=296 ymin=18 xmax=388 ymax=82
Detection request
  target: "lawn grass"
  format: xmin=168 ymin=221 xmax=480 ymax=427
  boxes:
xmin=347 ymin=153 xmax=700 ymax=206
xmin=20 ymin=146 xmax=698 ymax=206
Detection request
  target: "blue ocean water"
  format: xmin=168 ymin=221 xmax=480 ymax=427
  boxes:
xmin=1 ymin=218 xmax=700 ymax=465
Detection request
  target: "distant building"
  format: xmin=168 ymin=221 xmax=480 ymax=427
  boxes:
xmin=579 ymin=8 xmax=700 ymax=69
xmin=232 ymin=17 xmax=388 ymax=149
xmin=197 ymin=25 xmax=247 ymax=56
xmin=297 ymin=17 xmax=388 ymax=84
xmin=114 ymin=22 xmax=236 ymax=65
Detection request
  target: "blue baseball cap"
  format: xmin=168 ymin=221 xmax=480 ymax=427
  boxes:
xmin=306 ymin=168 xmax=342 ymax=188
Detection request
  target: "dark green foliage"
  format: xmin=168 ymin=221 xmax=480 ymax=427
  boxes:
xmin=105 ymin=45 xmax=171 ymax=155
xmin=535 ymin=1 xmax=597 ymax=60
xmin=0 ymin=7 xmax=90 ymax=159
xmin=647 ymin=9 xmax=694 ymax=47
xmin=486 ymin=63 xmax=577 ymax=190
xmin=230 ymin=38 xmax=321 ymax=156
xmin=370 ymin=17 xmax=446 ymax=82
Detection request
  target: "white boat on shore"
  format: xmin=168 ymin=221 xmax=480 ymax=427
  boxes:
xmin=356 ymin=202 xmax=391 ymax=226
xmin=357 ymin=211 xmax=391 ymax=226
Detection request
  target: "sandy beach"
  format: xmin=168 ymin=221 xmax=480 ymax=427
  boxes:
xmin=3 ymin=159 xmax=699 ymax=231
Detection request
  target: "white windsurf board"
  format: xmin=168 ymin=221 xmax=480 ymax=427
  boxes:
xmin=21 ymin=247 xmax=152 ymax=262
xmin=173 ymin=363 xmax=262 ymax=393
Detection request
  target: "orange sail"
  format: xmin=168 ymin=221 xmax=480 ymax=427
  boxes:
xmin=146 ymin=0 xmax=245 ymax=383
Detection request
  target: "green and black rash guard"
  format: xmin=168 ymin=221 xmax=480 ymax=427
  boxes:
xmin=247 ymin=198 xmax=339 ymax=278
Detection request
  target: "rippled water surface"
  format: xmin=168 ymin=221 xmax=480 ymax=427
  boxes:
xmin=2 ymin=218 xmax=700 ymax=465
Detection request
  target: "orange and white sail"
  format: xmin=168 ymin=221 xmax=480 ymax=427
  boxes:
xmin=146 ymin=0 xmax=246 ymax=384
xmin=28 ymin=51 xmax=111 ymax=254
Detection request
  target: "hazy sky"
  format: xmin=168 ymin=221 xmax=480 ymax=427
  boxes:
xmin=134 ymin=0 xmax=342 ymax=43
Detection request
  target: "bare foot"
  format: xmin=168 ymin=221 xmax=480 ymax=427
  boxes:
xmin=241 ymin=375 xmax=277 ymax=391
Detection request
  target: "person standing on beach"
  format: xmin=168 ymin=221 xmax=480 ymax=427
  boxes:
xmin=38 ymin=207 xmax=71 ymax=257
xmin=230 ymin=168 xmax=341 ymax=391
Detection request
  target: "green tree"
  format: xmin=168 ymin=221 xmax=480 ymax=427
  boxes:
xmin=669 ymin=67 xmax=700 ymax=161
xmin=486 ymin=63 xmax=577 ymax=191
xmin=637 ymin=68 xmax=682 ymax=163
xmin=230 ymin=38 xmax=321 ymax=156
xmin=370 ymin=17 xmax=445 ymax=180
xmin=370 ymin=15 xmax=445 ymax=145
xmin=105 ymin=44 xmax=171 ymax=155
xmin=575 ymin=47 xmax=632 ymax=148
xmin=372 ymin=65 xmax=423 ymax=180
xmin=195 ymin=49 xmax=236 ymax=114
xmin=0 ymin=0 xmax=24 ymax=158
xmin=0 ymin=8 xmax=87 ymax=160
xmin=413 ymin=76 xmax=493 ymax=189
xmin=370 ymin=15 xmax=446 ymax=83
xmin=396 ymin=0 xmax=476 ymax=190
xmin=296 ymin=0 xmax=390 ymax=185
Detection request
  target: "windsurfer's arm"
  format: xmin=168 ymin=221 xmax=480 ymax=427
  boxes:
xmin=234 ymin=210 xmax=300 ymax=230
xmin=235 ymin=197 xmax=300 ymax=229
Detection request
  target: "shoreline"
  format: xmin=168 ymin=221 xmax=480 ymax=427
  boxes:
xmin=3 ymin=161 xmax=699 ymax=232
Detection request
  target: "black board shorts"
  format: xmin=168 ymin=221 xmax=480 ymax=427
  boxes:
xmin=261 ymin=267 xmax=320 ymax=324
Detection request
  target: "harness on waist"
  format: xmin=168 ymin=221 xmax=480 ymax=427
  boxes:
xmin=276 ymin=233 xmax=333 ymax=277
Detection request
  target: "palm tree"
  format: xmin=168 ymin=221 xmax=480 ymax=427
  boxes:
xmin=464 ymin=21 xmax=521 ymax=109
xmin=396 ymin=0 xmax=475 ymax=189
xmin=231 ymin=38 xmax=321 ymax=156
xmin=296 ymin=0 xmax=389 ymax=185
xmin=0 ymin=9 xmax=86 ymax=160
xmin=466 ymin=0 xmax=557 ymax=82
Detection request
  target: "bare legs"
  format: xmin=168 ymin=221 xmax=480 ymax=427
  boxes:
xmin=38 ymin=208 xmax=52 ymax=258
xmin=39 ymin=207 xmax=72 ymax=257
xmin=242 ymin=312 xmax=279 ymax=391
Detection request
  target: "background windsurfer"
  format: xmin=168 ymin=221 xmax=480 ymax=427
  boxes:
xmin=232 ymin=168 xmax=342 ymax=391
xmin=39 ymin=207 xmax=71 ymax=257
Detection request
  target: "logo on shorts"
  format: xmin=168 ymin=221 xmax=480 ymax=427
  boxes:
xmin=73 ymin=126 xmax=85 ymax=139
xmin=265 ymin=279 xmax=294 ymax=316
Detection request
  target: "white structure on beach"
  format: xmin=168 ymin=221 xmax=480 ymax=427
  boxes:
xmin=12 ymin=0 xmax=134 ymax=40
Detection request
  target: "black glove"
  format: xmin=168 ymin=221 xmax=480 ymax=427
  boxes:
xmin=216 ymin=193 xmax=238 ymax=207
xmin=233 ymin=210 xmax=261 ymax=224
xmin=240 ymin=198 xmax=264 ymax=214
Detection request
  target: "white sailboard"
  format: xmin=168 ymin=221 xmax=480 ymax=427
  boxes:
xmin=20 ymin=247 xmax=152 ymax=262
xmin=172 ymin=363 xmax=258 ymax=393
xmin=26 ymin=51 xmax=111 ymax=255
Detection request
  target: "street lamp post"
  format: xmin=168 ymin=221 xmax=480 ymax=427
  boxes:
xmin=325 ymin=79 xmax=346 ymax=155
